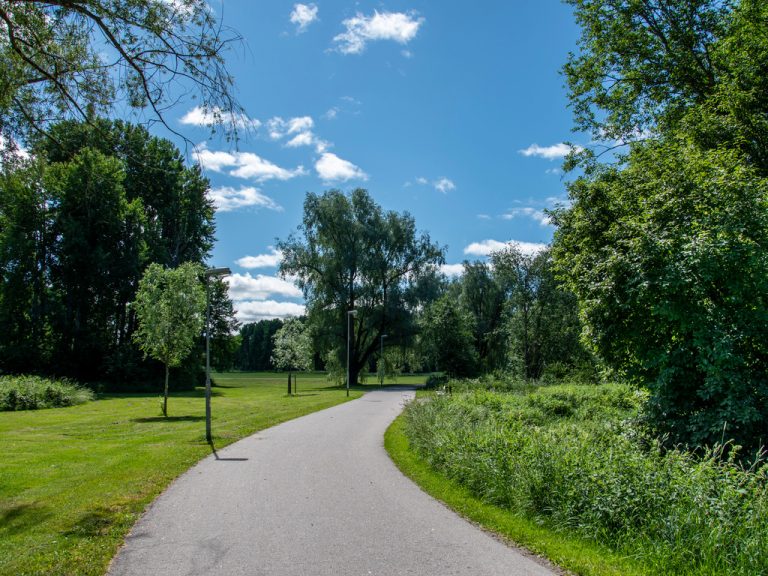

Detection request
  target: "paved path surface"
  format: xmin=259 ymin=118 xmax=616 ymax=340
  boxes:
xmin=108 ymin=388 xmax=555 ymax=576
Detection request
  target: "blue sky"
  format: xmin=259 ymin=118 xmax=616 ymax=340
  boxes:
xmin=170 ymin=1 xmax=583 ymax=323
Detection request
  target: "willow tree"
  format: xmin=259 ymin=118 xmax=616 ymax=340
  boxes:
xmin=278 ymin=189 xmax=444 ymax=387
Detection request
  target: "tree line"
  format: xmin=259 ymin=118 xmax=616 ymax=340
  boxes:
xmin=0 ymin=118 xmax=235 ymax=388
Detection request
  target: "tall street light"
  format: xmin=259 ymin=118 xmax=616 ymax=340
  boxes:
xmin=205 ymin=266 xmax=231 ymax=443
xmin=380 ymin=334 xmax=388 ymax=387
xmin=346 ymin=309 xmax=357 ymax=397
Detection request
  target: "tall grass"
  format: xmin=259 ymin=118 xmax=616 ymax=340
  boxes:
xmin=0 ymin=374 xmax=94 ymax=410
xmin=403 ymin=383 xmax=768 ymax=575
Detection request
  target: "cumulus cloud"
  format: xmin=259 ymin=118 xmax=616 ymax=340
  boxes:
xmin=235 ymin=300 xmax=307 ymax=323
xmin=208 ymin=186 xmax=282 ymax=213
xmin=463 ymin=239 xmax=548 ymax=258
xmin=434 ymin=177 xmax=455 ymax=194
xmin=290 ymin=3 xmax=318 ymax=33
xmin=180 ymin=106 xmax=260 ymax=130
xmin=441 ymin=263 xmax=464 ymax=277
xmin=315 ymin=152 xmax=367 ymax=182
xmin=333 ymin=10 xmax=424 ymax=54
xmin=266 ymin=116 xmax=328 ymax=153
xmin=518 ymin=143 xmax=581 ymax=160
xmin=227 ymin=273 xmax=302 ymax=301
xmin=502 ymin=207 xmax=552 ymax=226
xmin=236 ymin=248 xmax=283 ymax=269
xmin=193 ymin=143 xmax=306 ymax=182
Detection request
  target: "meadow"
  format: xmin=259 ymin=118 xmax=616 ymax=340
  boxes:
xmin=0 ymin=372 xmax=364 ymax=576
xmin=394 ymin=381 xmax=768 ymax=576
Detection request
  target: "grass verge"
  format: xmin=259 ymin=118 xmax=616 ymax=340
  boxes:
xmin=384 ymin=414 xmax=648 ymax=576
xmin=0 ymin=372 xmax=361 ymax=576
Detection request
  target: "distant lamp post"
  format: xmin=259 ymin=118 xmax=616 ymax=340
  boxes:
xmin=346 ymin=309 xmax=357 ymax=397
xmin=205 ymin=266 xmax=231 ymax=443
xmin=380 ymin=334 xmax=388 ymax=387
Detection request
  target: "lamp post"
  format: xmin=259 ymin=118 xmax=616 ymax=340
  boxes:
xmin=205 ymin=266 xmax=231 ymax=443
xmin=346 ymin=309 xmax=357 ymax=397
xmin=380 ymin=334 xmax=388 ymax=387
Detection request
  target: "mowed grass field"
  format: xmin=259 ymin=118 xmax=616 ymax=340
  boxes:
xmin=0 ymin=372 xmax=383 ymax=576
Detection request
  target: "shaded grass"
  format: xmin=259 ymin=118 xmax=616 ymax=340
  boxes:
xmin=0 ymin=372 xmax=362 ymax=576
xmin=385 ymin=415 xmax=647 ymax=576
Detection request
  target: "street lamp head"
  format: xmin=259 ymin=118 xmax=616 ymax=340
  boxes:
xmin=205 ymin=266 xmax=231 ymax=277
xmin=348 ymin=309 xmax=357 ymax=316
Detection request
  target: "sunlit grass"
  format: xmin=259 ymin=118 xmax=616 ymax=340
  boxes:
xmin=0 ymin=372 xmax=362 ymax=576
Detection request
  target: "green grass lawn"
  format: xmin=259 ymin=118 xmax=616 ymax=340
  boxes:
xmin=0 ymin=372 xmax=365 ymax=576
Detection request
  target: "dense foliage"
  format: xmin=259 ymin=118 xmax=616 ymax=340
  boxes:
xmin=0 ymin=119 xmax=226 ymax=388
xmin=403 ymin=384 xmax=768 ymax=575
xmin=0 ymin=375 xmax=93 ymax=411
xmin=554 ymin=0 xmax=768 ymax=452
xmin=235 ymin=319 xmax=284 ymax=371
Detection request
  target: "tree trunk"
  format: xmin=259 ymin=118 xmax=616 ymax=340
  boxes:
xmin=349 ymin=363 xmax=360 ymax=389
xmin=163 ymin=363 xmax=169 ymax=416
xmin=288 ymin=372 xmax=292 ymax=395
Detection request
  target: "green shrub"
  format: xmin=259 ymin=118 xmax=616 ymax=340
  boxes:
xmin=0 ymin=375 xmax=94 ymax=410
xmin=403 ymin=383 xmax=768 ymax=575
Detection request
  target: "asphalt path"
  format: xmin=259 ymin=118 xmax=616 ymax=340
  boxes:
xmin=108 ymin=388 xmax=556 ymax=576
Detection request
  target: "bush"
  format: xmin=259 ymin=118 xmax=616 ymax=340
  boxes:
xmin=403 ymin=383 xmax=768 ymax=575
xmin=0 ymin=375 xmax=94 ymax=410
xmin=424 ymin=373 xmax=448 ymax=389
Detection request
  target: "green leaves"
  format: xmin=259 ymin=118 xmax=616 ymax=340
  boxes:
xmin=132 ymin=262 xmax=205 ymax=368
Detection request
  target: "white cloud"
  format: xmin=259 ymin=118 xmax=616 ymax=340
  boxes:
xmin=441 ymin=263 xmax=464 ymax=277
xmin=236 ymin=248 xmax=283 ymax=269
xmin=286 ymin=131 xmax=315 ymax=148
xmin=334 ymin=11 xmax=424 ymax=55
xmin=477 ymin=214 xmax=491 ymax=220
xmin=235 ymin=300 xmax=306 ymax=323
xmin=434 ymin=177 xmax=455 ymax=194
xmin=315 ymin=152 xmax=367 ymax=182
xmin=227 ymin=273 xmax=302 ymax=301
xmin=290 ymin=3 xmax=318 ymax=33
xmin=230 ymin=152 xmax=306 ymax=180
xmin=415 ymin=176 xmax=428 ymax=185
xmin=180 ymin=106 xmax=260 ymax=130
xmin=502 ymin=207 xmax=552 ymax=227
xmin=193 ymin=143 xmax=305 ymax=182
xmin=267 ymin=116 xmax=314 ymax=139
xmin=324 ymin=107 xmax=339 ymax=120
xmin=519 ymin=143 xmax=581 ymax=160
xmin=463 ymin=239 xmax=548 ymax=258
xmin=208 ymin=186 xmax=283 ymax=213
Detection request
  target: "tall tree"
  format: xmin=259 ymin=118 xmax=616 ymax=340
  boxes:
xmin=418 ymin=294 xmax=478 ymax=378
xmin=459 ymin=261 xmax=505 ymax=372
xmin=278 ymin=189 xmax=444 ymax=387
xmin=46 ymin=147 xmax=145 ymax=379
xmin=555 ymin=0 xmax=768 ymax=451
xmin=0 ymin=0 xmax=242 ymax=143
xmin=492 ymin=246 xmax=585 ymax=380
xmin=0 ymin=157 xmax=51 ymax=371
xmin=133 ymin=262 xmax=205 ymax=416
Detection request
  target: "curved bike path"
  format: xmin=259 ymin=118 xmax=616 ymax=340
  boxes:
xmin=108 ymin=388 xmax=555 ymax=576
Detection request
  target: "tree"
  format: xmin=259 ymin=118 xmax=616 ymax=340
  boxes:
xmin=278 ymin=189 xmax=444 ymax=388
xmin=207 ymin=277 xmax=240 ymax=372
xmin=459 ymin=261 xmax=505 ymax=371
xmin=0 ymin=0 xmax=242 ymax=144
xmin=555 ymin=0 xmax=768 ymax=451
xmin=418 ymin=295 xmax=478 ymax=378
xmin=132 ymin=262 xmax=205 ymax=416
xmin=47 ymin=146 xmax=146 ymax=379
xmin=492 ymin=246 xmax=586 ymax=380
xmin=271 ymin=318 xmax=313 ymax=394
xmin=553 ymin=140 xmax=768 ymax=450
